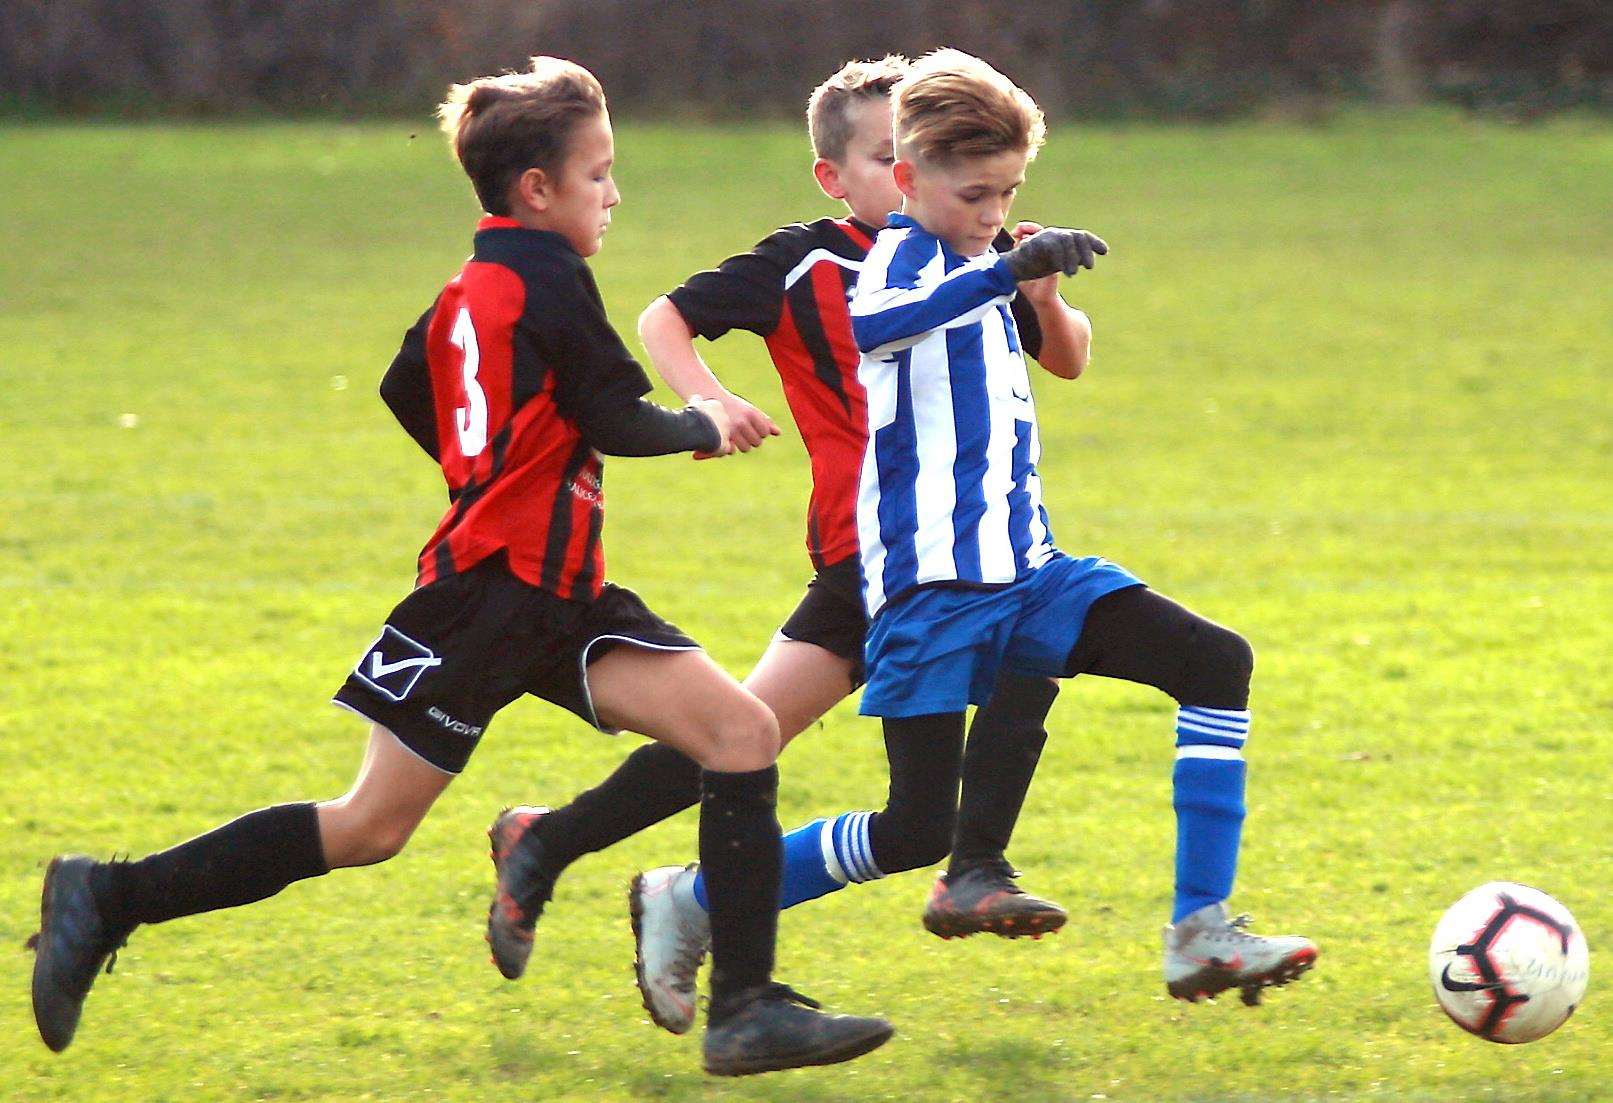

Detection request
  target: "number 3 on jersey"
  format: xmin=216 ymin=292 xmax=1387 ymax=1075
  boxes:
xmin=449 ymin=306 xmax=488 ymax=457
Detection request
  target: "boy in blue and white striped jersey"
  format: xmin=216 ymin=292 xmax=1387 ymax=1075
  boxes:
xmin=849 ymin=49 xmax=1318 ymax=1005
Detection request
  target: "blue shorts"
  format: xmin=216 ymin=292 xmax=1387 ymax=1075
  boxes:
xmin=860 ymin=554 xmax=1144 ymax=718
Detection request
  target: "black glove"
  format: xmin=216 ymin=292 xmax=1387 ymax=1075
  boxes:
xmin=1002 ymin=228 xmax=1109 ymax=281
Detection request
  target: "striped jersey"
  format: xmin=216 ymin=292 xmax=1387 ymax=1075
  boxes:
xmin=850 ymin=213 xmax=1056 ymax=616
xmin=667 ymin=217 xmax=1042 ymax=571
xmin=380 ymin=216 xmax=657 ymax=600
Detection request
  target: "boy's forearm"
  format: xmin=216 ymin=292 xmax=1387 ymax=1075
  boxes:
xmin=1028 ymin=297 xmax=1092 ymax=380
xmin=639 ymin=296 xmax=727 ymax=401
xmin=579 ymin=397 xmax=721 ymax=457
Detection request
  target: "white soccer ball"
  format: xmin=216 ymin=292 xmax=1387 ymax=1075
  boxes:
xmin=1429 ymin=882 xmax=1589 ymax=1044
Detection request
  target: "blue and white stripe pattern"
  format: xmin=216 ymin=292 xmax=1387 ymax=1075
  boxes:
xmin=850 ymin=214 xmax=1056 ymax=616
xmin=821 ymin=811 xmax=882 ymax=884
xmin=1174 ymin=706 xmax=1252 ymax=759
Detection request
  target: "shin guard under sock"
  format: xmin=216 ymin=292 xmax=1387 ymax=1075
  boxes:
xmin=699 ymin=766 xmax=781 ymax=1000
xmin=92 ymin=802 xmax=329 ymax=928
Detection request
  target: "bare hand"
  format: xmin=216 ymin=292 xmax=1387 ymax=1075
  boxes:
xmin=689 ymin=394 xmax=733 ymax=460
xmin=717 ymin=390 xmax=781 ymax=453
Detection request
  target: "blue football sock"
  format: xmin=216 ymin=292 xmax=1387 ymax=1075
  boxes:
xmin=1172 ymin=705 xmax=1249 ymax=923
xmin=691 ymin=810 xmax=882 ymax=912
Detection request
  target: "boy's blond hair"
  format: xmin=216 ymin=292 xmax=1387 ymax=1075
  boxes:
xmin=806 ymin=55 xmax=910 ymax=162
xmin=893 ymin=49 xmax=1046 ymax=164
xmin=437 ymin=56 xmax=606 ymax=216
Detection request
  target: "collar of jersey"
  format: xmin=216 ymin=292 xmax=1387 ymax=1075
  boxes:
xmin=475 ymin=215 xmax=576 ymax=254
xmin=885 ymin=212 xmax=986 ymax=266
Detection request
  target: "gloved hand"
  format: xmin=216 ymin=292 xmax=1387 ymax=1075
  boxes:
xmin=1001 ymin=227 xmax=1109 ymax=281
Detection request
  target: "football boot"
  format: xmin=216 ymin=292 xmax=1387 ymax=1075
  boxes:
xmin=629 ymin=864 xmax=709 ymax=1034
xmin=921 ymin=858 xmax=1067 ymax=940
xmin=28 ymin=855 xmax=132 ymax=1052
xmin=485 ymin=806 xmax=555 ymax=980
xmin=1163 ymin=902 xmax=1318 ymax=1005
xmin=703 ymin=982 xmax=894 ymax=1076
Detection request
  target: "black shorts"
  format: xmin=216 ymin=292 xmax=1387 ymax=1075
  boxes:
xmin=776 ymin=555 xmax=869 ymax=687
xmin=333 ymin=554 xmax=698 ymax=774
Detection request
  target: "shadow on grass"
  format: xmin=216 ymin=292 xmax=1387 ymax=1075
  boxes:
xmin=931 ymin=1035 xmax=1081 ymax=1100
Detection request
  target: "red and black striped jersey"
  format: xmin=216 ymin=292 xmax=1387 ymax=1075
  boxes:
xmin=667 ymin=217 xmax=1043 ymax=570
xmin=381 ymin=216 xmax=717 ymax=601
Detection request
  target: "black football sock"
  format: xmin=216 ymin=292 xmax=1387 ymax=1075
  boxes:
xmin=526 ymin=742 xmax=702 ymax=878
xmin=949 ymin=673 xmax=1060 ymax=876
xmin=90 ymin=803 xmax=329 ymax=929
xmin=866 ymin=713 xmax=966 ymax=875
xmin=699 ymin=765 xmax=781 ymax=1004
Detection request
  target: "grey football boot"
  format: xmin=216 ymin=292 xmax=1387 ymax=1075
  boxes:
xmin=629 ymin=864 xmax=709 ymax=1034
xmin=1163 ymin=902 xmax=1318 ymax=1005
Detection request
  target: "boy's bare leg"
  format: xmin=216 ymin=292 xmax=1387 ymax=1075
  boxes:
xmin=317 ymin=725 xmax=454 ymax=868
xmin=31 ymin=723 xmax=447 ymax=1052
xmin=746 ymin=638 xmax=856 ymax=750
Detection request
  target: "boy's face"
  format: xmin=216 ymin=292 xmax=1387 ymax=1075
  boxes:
xmin=813 ymin=97 xmax=902 ymax=228
xmin=894 ymin=146 xmax=1030 ymax=257
xmin=520 ymin=110 xmax=620 ymax=256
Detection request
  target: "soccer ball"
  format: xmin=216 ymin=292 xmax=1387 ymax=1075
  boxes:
xmin=1429 ymin=882 xmax=1589 ymax=1044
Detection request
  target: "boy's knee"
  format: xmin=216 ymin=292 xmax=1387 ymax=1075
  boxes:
xmin=699 ymin=695 xmax=781 ymax=772
xmin=319 ymin=804 xmax=418 ymax=868
xmin=1183 ymin=622 xmax=1253 ymax=706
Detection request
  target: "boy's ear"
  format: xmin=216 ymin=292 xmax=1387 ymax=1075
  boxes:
xmin=893 ymin=160 xmax=919 ymax=200
xmin=812 ymin=158 xmax=847 ymax=201
xmin=513 ymin=167 xmax=553 ymax=214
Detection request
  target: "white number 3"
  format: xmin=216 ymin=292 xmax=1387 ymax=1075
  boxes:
xmin=450 ymin=307 xmax=488 ymax=457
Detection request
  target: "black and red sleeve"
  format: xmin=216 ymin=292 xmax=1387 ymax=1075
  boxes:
xmin=379 ymin=298 xmax=441 ymax=461
xmin=664 ymin=225 xmax=810 ymax=340
xmin=528 ymin=261 xmax=720 ymax=457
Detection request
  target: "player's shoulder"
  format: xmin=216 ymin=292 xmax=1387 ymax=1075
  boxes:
xmin=757 ymin=217 xmax=875 ymax=261
xmin=861 ymin=220 xmax=936 ymax=290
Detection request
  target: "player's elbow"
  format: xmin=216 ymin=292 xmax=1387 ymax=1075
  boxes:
xmin=1039 ymin=351 xmax=1085 ymax=381
xmin=637 ymin=295 xmax=691 ymax=346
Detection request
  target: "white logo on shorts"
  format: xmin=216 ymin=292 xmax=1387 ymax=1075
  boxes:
xmin=353 ymin=626 xmax=443 ymax=703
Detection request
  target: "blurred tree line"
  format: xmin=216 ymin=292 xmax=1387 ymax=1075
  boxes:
xmin=3 ymin=0 xmax=1609 ymax=119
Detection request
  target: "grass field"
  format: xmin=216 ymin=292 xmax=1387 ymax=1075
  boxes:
xmin=1 ymin=112 xmax=1609 ymax=1101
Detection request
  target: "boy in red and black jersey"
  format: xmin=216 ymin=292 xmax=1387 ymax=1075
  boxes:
xmin=488 ymin=57 xmax=1104 ymax=1033
xmin=28 ymin=57 xmax=892 ymax=1078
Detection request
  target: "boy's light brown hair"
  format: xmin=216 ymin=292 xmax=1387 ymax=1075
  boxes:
xmin=806 ymin=55 xmax=910 ymax=162
xmin=437 ymin=56 xmax=606 ymax=216
xmin=893 ymin=49 xmax=1046 ymax=164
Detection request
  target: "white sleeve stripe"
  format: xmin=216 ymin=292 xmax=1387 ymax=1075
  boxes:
xmin=848 ymin=250 xmax=998 ymax=317
xmin=783 ymin=248 xmax=863 ymax=291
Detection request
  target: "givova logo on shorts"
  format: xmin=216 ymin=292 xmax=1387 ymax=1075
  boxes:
xmin=353 ymin=625 xmax=443 ymax=702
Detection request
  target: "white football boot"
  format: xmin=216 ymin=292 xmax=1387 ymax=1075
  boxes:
xmin=1163 ymin=902 xmax=1318 ymax=1005
xmin=629 ymin=864 xmax=711 ymax=1034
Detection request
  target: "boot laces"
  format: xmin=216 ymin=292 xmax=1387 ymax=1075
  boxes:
xmin=667 ymin=916 xmax=707 ymax=991
xmin=759 ymin=982 xmax=822 ymax=1010
xmin=1213 ymin=913 xmax=1259 ymax=946
xmin=971 ymin=857 xmax=1026 ymax=892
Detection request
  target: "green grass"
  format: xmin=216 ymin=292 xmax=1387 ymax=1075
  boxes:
xmin=2 ymin=112 xmax=1609 ymax=1101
